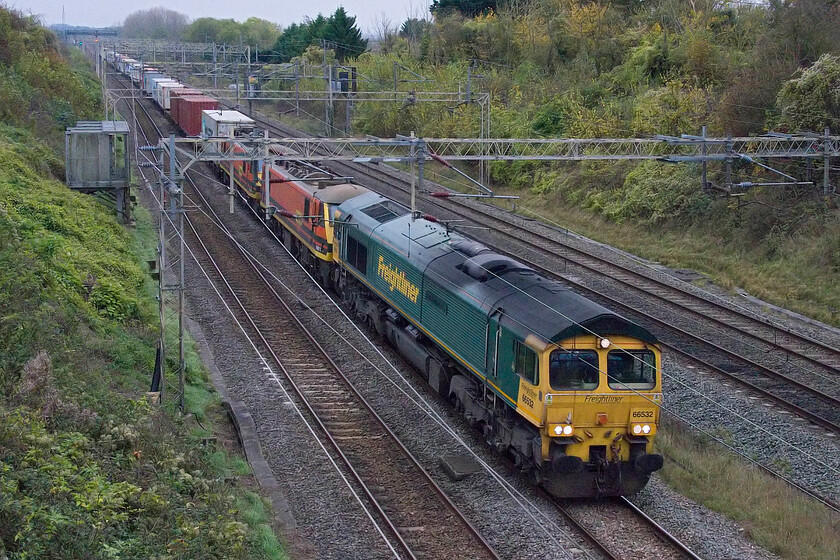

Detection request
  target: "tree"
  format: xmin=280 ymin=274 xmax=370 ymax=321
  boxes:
xmin=399 ymin=18 xmax=429 ymax=42
xmin=269 ymin=10 xmax=367 ymax=63
xmin=776 ymin=54 xmax=840 ymax=132
xmin=270 ymin=22 xmax=312 ymax=62
xmin=324 ymin=7 xmax=368 ymax=62
xmin=182 ymin=17 xmax=240 ymax=44
xmin=121 ymin=8 xmax=187 ymax=39
xmin=242 ymin=17 xmax=281 ymax=51
xmin=430 ymin=0 xmax=496 ymax=18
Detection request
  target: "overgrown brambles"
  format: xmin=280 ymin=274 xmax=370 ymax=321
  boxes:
xmin=0 ymin=7 xmax=284 ymax=558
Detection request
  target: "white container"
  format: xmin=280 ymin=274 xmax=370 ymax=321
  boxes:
xmin=150 ymin=79 xmax=179 ymax=103
xmin=156 ymin=82 xmax=185 ymax=110
xmin=129 ymin=64 xmax=143 ymax=83
xmin=119 ymin=58 xmax=137 ymax=74
xmin=201 ymin=110 xmax=255 ymax=137
xmin=143 ymin=73 xmax=167 ymax=95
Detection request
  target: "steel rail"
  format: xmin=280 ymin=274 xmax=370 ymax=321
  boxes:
xmin=183 ymin=175 xmax=501 ymax=560
xmin=618 ymin=497 xmax=705 ymax=560
xmin=550 ymin=495 xmax=705 ymax=560
xmin=114 ymin=71 xmax=500 ymax=560
xmin=550 ymin=500 xmax=621 ymax=560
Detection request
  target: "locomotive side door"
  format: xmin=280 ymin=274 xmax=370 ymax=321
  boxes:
xmin=485 ymin=308 xmax=503 ymax=380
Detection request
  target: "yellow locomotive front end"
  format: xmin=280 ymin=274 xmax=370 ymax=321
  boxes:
xmin=534 ymin=334 xmax=664 ymax=497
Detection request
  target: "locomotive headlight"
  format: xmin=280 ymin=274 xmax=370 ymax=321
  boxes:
xmin=642 ymin=424 xmax=651 ymax=434
xmin=553 ymin=425 xmax=574 ymax=436
xmin=599 ymin=338 xmax=611 ymax=349
xmin=632 ymin=424 xmax=643 ymax=435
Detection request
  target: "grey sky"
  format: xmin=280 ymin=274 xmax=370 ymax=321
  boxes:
xmin=6 ymin=1 xmax=432 ymax=35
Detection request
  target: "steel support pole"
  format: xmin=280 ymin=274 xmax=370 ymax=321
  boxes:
xmin=157 ymin=148 xmax=166 ymax=402
xmin=229 ymin=154 xmax=235 ymax=214
xmin=825 ymin=127 xmax=831 ymax=195
xmin=701 ymin=125 xmax=708 ymax=190
xmin=166 ymin=134 xmax=185 ymax=413
xmin=410 ymin=133 xmax=417 ymax=219
xmin=725 ymin=134 xmax=733 ymax=190
xmin=346 ymin=94 xmax=351 ymax=134
xmin=295 ymin=62 xmax=300 ymax=116
xmin=263 ymin=130 xmax=271 ymax=220
xmin=418 ymin=139 xmax=425 ymax=206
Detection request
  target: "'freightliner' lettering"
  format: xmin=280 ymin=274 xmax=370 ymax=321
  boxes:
xmin=584 ymin=395 xmax=624 ymax=403
xmin=377 ymin=256 xmax=420 ymax=303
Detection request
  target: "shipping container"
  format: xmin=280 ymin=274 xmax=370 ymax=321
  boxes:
xmin=118 ymin=57 xmax=137 ymax=74
xmin=143 ymin=74 xmax=170 ymax=96
xmin=129 ymin=64 xmax=143 ymax=83
xmin=139 ymin=67 xmax=161 ymax=86
xmin=201 ymin=110 xmax=255 ymax=137
xmin=154 ymin=82 xmax=185 ymax=110
xmin=171 ymin=92 xmax=202 ymax=130
xmin=173 ymin=96 xmax=220 ymax=136
xmin=169 ymin=88 xmax=203 ymax=124
xmin=171 ymin=88 xmax=203 ymax=100
xmin=150 ymin=78 xmax=179 ymax=102
xmin=149 ymin=79 xmax=179 ymax=105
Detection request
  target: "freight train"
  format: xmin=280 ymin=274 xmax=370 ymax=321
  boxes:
xmin=107 ymin=50 xmax=664 ymax=497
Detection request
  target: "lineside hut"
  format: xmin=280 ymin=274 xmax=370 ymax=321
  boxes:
xmin=65 ymin=120 xmax=132 ymax=223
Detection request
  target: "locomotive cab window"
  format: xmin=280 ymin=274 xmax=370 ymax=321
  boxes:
xmin=514 ymin=341 xmax=538 ymax=385
xmin=549 ymin=349 xmax=599 ymax=391
xmin=346 ymin=234 xmax=368 ymax=274
xmin=607 ymin=350 xmax=656 ymax=390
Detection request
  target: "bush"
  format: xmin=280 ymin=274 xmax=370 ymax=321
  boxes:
xmin=776 ymin=53 xmax=840 ymax=132
xmin=590 ymin=160 xmax=711 ymax=225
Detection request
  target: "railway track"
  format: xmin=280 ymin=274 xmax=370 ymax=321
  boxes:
xmin=112 ymin=72 xmax=707 ymax=559
xmin=181 ymin=178 xmax=500 ymax=560
xmin=105 ymin=69 xmax=831 ymax=556
xmin=553 ymin=496 xmax=704 ymax=560
xmin=116 ymin=74 xmax=501 ymax=560
xmin=232 ymin=108 xmax=840 ymax=438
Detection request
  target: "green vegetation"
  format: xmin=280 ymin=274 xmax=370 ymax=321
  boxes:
xmin=269 ymin=8 xmax=368 ymax=62
xmin=121 ymin=7 xmax=188 ymax=40
xmin=308 ymin=0 xmax=838 ymax=326
xmin=657 ymin=420 xmax=840 ymax=560
xmin=0 ymin=7 xmax=283 ymax=558
xmin=121 ymin=9 xmax=281 ymax=56
xmin=182 ymin=17 xmax=280 ymax=54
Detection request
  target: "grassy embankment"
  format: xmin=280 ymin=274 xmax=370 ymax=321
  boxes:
xmin=0 ymin=8 xmax=284 ymax=559
xmin=657 ymin=421 xmax=840 ymax=560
